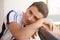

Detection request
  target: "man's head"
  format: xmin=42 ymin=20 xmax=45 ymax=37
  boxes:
xmin=23 ymin=1 xmax=48 ymax=25
xmin=29 ymin=1 xmax=48 ymax=18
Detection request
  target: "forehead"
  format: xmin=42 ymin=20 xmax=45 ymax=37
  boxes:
xmin=28 ymin=6 xmax=44 ymax=19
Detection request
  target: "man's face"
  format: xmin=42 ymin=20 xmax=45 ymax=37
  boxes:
xmin=23 ymin=6 xmax=44 ymax=25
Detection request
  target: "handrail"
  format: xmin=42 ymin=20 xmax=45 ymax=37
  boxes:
xmin=38 ymin=27 xmax=60 ymax=40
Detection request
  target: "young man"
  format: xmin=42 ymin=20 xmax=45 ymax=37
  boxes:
xmin=1 ymin=1 xmax=60 ymax=40
xmin=7 ymin=2 xmax=49 ymax=40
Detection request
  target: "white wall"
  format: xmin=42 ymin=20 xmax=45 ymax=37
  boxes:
xmin=47 ymin=0 xmax=60 ymax=24
xmin=48 ymin=0 xmax=60 ymax=15
xmin=0 ymin=0 xmax=4 ymax=32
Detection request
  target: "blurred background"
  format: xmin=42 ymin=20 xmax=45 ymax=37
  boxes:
xmin=0 ymin=0 xmax=60 ymax=32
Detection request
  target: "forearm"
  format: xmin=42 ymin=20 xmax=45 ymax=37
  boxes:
xmin=8 ymin=20 xmax=42 ymax=40
xmin=17 ymin=24 xmax=38 ymax=40
xmin=8 ymin=22 xmax=36 ymax=40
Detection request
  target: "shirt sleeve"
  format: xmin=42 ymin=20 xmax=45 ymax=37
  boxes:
xmin=9 ymin=12 xmax=17 ymax=23
xmin=8 ymin=10 xmax=23 ymax=24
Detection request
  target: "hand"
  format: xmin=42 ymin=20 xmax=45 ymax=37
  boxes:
xmin=26 ymin=18 xmax=53 ymax=31
xmin=42 ymin=18 xmax=53 ymax=31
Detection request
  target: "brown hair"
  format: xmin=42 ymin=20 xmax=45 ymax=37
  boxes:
xmin=29 ymin=1 xmax=48 ymax=18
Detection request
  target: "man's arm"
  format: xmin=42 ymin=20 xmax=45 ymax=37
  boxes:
xmin=8 ymin=19 xmax=44 ymax=40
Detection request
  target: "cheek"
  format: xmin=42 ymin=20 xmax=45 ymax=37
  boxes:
xmin=31 ymin=18 xmax=36 ymax=23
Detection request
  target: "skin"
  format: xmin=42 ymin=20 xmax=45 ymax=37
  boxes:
xmin=8 ymin=6 xmax=60 ymax=40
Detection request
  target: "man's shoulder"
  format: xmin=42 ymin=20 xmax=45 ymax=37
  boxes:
xmin=14 ymin=9 xmax=23 ymax=15
xmin=6 ymin=9 xmax=23 ymax=24
xmin=7 ymin=9 xmax=23 ymax=17
xmin=7 ymin=9 xmax=24 ymax=17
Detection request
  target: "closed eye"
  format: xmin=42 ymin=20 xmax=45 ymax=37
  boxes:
xmin=34 ymin=16 xmax=39 ymax=20
xmin=29 ymin=10 xmax=33 ymax=15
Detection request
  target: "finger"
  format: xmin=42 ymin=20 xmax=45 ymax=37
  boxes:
xmin=42 ymin=24 xmax=50 ymax=30
xmin=50 ymin=23 xmax=53 ymax=31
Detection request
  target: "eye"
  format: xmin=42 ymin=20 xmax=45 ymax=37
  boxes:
xmin=34 ymin=16 xmax=38 ymax=20
xmin=29 ymin=10 xmax=33 ymax=15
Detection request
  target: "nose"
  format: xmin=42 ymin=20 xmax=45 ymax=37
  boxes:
xmin=28 ymin=16 xmax=33 ymax=21
xmin=28 ymin=17 xmax=32 ymax=21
